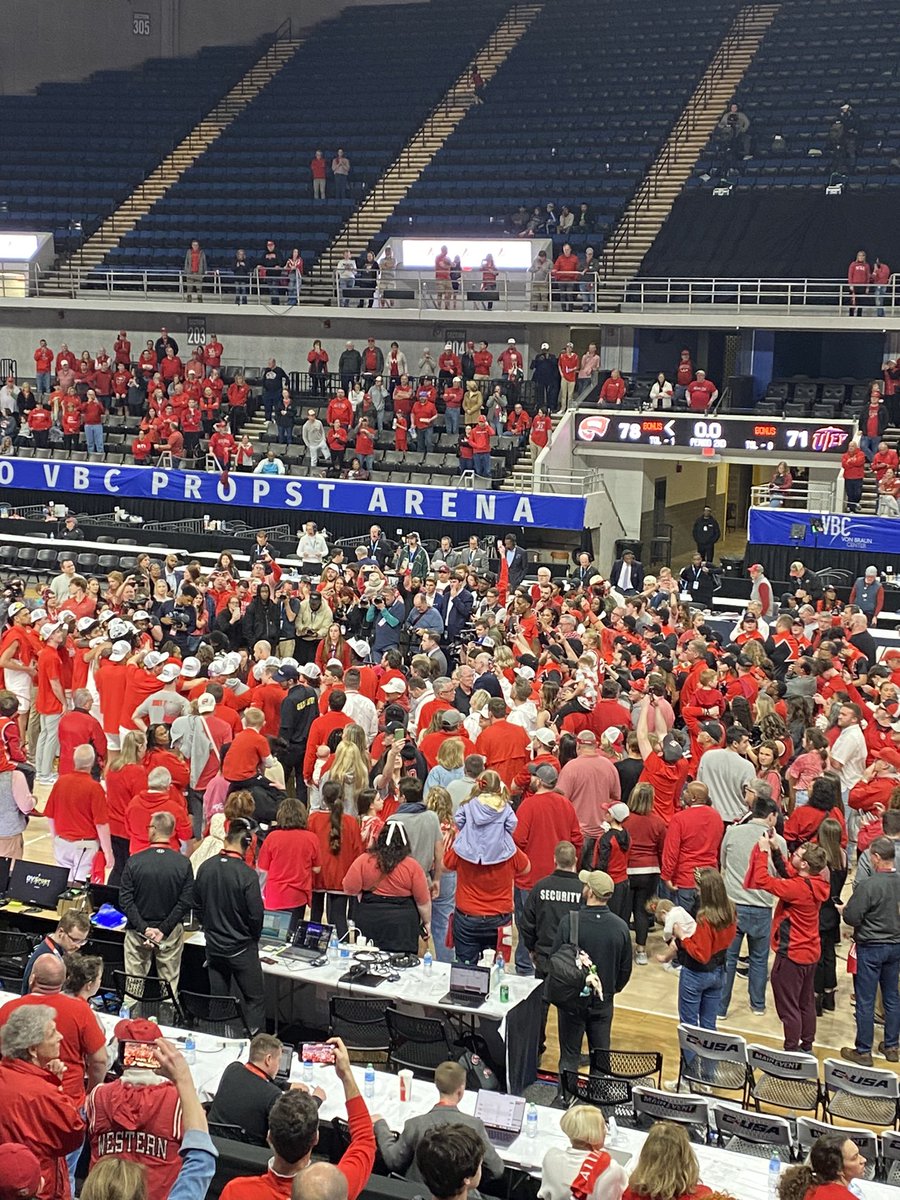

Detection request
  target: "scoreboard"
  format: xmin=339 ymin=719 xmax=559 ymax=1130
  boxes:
xmin=574 ymin=412 xmax=854 ymax=456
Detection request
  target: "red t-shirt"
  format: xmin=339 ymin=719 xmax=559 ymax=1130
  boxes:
xmin=308 ymin=812 xmax=364 ymax=891
xmin=36 ymin=646 xmax=63 ymax=715
xmin=475 ymin=720 xmax=530 ymax=789
xmin=0 ymin=992 xmax=105 ymax=1104
xmin=258 ymin=828 xmax=321 ymax=910
xmin=44 ymin=774 xmax=109 ymax=840
xmin=444 ymin=847 xmax=529 ymax=916
xmin=222 ymin=728 xmax=271 ymax=781
xmin=86 ymin=1077 xmax=183 ymax=1196
xmin=638 ymin=750 xmax=690 ymax=823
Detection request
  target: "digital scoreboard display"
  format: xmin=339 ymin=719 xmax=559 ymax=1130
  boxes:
xmin=575 ymin=412 xmax=854 ymax=455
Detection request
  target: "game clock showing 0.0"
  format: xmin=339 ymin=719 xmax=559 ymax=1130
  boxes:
xmin=575 ymin=413 xmax=853 ymax=455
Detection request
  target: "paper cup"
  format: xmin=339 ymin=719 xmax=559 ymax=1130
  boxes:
xmin=399 ymin=1069 xmax=413 ymax=1102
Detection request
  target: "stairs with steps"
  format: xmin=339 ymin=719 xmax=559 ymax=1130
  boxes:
xmin=501 ymin=407 xmax=566 ymax=493
xmin=858 ymin=426 xmax=900 ymax=514
xmin=304 ymin=2 xmax=544 ymax=303
xmin=42 ymin=37 xmax=304 ymax=295
xmin=598 ymin=4 xmax=780 ymax=291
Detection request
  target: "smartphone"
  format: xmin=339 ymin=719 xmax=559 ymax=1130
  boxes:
xmin=123 ymin=1040 xmax=160 ymax=1069
xmin=277 ymin=1044 xmax=294 ymax=1079
xmin=394 ymin=728 xmax=405 ymax=743
xmin=301 ymin=1042 xmax=336 ymax=1065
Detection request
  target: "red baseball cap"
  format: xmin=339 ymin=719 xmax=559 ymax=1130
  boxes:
xmin=0 ymin=1144 xmax=42 ymax=1200
xmin=114 ymin=1017 xmax=162 ymax=1042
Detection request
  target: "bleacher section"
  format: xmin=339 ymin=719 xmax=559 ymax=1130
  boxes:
xmin=375 ymin=0 xmax=740 ymax=252
xmin=690 ymin=0 xmax=900 ymax=193
xmin=103 ymin=0 xmax=509 ymax=277
xmin=0 ymin=43 xmax=265 ymax=254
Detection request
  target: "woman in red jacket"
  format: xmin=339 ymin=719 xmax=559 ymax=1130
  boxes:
xmin=103 ymin=730 xmax=148 ymax=884
xmin=624 ymin=783 xmax=667 ymax=965
xmin=674 ymin=867 xmax=736 ymax=1036
xmin=308 ymin=780 xmax=363 ymax=937
xmin=841 ymin=440 xmax=866 ymax=512
xmin=308 ymin=340 xmax=329 ymax=396
xmin=257 ymin=796 xmax=321 ymax=926
xmin=779 ymin=1133 xmax=866 ymax=1200
xmin=315 ymin=623 xmax=351 ymax=672
xmin=784 ymin=776 xmax=847 ymax=850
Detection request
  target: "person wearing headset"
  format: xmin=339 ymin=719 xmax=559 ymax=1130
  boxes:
xmin=194 ymin=817 xmax=266 ymax=1033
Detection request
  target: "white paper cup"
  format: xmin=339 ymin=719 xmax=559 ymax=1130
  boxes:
xmin=399 ymin=1069 xmax=413 ymax=1102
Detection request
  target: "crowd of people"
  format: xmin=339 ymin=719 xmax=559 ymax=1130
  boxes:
xmin=0 ymin=510 xmax=896 ymax=1197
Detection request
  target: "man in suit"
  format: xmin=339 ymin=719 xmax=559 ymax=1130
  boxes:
xmin=373 ymin=1060 xmax=504 ymax=1187
xmin=610 ymin=550 xmax=644 ymax=595
xmin=459 ymin=535 xmax=488 ymax=575
xmin=498 ymin=533 xmax=527 ymax=592
xmin=568 ymin=550 xmax=596 ymax=586
xmin=436 ymin=577 xmax=474 ymax=642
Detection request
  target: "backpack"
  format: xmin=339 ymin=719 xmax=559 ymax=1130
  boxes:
xmin=455 ymin=1031 xmax=501 ymax=1091
xmin=545 ymin=910 xmax=590 ymax=1011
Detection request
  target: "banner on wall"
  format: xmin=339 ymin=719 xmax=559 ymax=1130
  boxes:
xmin=749 ymin=507 xmax=900 ymax=555
xmin=0 ymin=458 xmax=586 ymax=530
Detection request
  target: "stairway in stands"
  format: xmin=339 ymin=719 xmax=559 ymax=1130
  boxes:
xmin=304 ymin=2 xmax=544 ymax=302
xmin=598 ymin=4 xmax=779 ymax=289
xmin=43 ymin=35 xmax=304 ymax=294
xmin=858 ymin=428 xmax=900 ymax=514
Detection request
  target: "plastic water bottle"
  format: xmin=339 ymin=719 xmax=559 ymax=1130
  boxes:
xmin=606 ymin=1115 xmax=619 ymax=1145
xmin=364 ymin=1063 xmax=376 ymax=1100
xmin=184 ymin=1034 xmax=196 ymax=1065
xmin=118 ymin=1003 xmax=129 ymax=1019
xmin=526 ymin=1103 xmax=538 ymax=1138
xmin=328 ymin=932 xmax=339 ymax=964
xmin=768 ymin=1150 xmax=781 ymax=1199
xmin=303 ymin=1059 xmax=313 ymax=1085
xmin=423 ymin=951 xmax=433 ymax=977
xmin=494 ymin=954 xmax=505 ymax=989
xmin=339 ymin=941 xmax=351 ymax=965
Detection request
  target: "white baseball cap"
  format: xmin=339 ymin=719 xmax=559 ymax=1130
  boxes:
xmin=197 ymin=692 xmax=216 ymax=713
xmin=30 ymin=609 xmax=47 ymax=624
xmin=349 ymin=639 xmax=370 ymax=657
xmin=110 ymin=640 xmax=131 ymax=662
xmin=40 ymin=621 xmax=63 ymax=640
xmin=108 ymin=618 xmax=130 ymax=640
xmin=180 ymin=656 xmax=201 ymax=678
xmin=382 ymin=677 xmax=407 ymax=694
xmin=76 ymin=616 xmax=98 ymax=632
xmin=144 ymin=650 xmax=167 ymax=669
xmin=158 ymin=664 xmax=181 ymax=683
xmin=7 ymin=601 xmax=27 ymax=618
xmin=133 ymin=610 xmax=151 ymax=622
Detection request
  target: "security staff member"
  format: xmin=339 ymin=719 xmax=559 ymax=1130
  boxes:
xmin=519 ymin=840 xmax=583 ymax=1054
xmin=276 ymin=664 xmax=319 ymax=798
xmin=195 ymin=818 xmax=265 ymax=1034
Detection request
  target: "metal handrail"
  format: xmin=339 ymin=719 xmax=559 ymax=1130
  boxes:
xmin=749 ymin=481 xmax=839 ymax=510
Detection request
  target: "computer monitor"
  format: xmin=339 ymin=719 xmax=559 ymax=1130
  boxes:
xmin=0 ymin=856 xmax=11 ymax=895
xmin=9 ymin=860 xmax=70 ymax=909
xmin=292 ymin=920 xmax=332 ymax=953
xmin=261 ymin=909 xmax=293 ymax=944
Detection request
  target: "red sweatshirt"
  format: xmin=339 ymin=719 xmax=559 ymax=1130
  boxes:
xmin=513 ymin=790 xmax=583 ymax=887
xmin=661 ymin=804 xmax=725 ymax=888
xmin=678 ymin=916 xmax=736 ymax=970
xmin=783 ymin=804 xmax=847 ymax=848
xmin=749 ymin=845 xmax=830 ymax=963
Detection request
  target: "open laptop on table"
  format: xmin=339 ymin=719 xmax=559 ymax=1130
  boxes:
xmin=259 ymin=909 xmax=294 ymax=953
xmin=439 ymin=963 xmax=491 ymax=1009
xmin=279 ymin=919 xmax=333 ymax=963
xmin=474 ymin=1091 xmax=526 ymax=1146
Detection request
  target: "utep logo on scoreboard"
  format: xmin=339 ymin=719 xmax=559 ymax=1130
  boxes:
xmin=578 ymin=415 xmax=610 ymax=441
xmin=811 ymin=426 xmax=849 ymax=453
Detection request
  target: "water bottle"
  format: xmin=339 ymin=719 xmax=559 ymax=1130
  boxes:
xmin=494 ymin=954 xmax=505 ymax=990
xmin=606 ymin=1115 xmax=619 ymax=1145
xmin=184 ymin=1034 xmax=196 ymax=1065
xmin=328 ymin=932 xmax=339 ymax=964
xmin=118 ymin=1003 xmax=129 ymax=1019
xmin=526 ymin=1103 xmax=538 ymax=1139
xmin=303 ymin=1059 xmax=313 ymax=1085
xmin=423 ymin=951 xmax=433 ymax=977
xmin=339 ymin=940 xmax=351 ymax=965
xmin=768 ymin=1150 xmax=781 ymax=1199
xmin=364 ymin=1063 xmax=376 ymax=1100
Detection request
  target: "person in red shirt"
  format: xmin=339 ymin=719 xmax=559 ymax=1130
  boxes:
xmin=600 ymin=368 xmax=627 ymax=405
xmin=442 ymin=375 xmax=463 ymax=435
xmin=438 ymin=343 xmax=462 ymax=383
xmin=113 ymin=330 xmax=131 ymax=365
xmin=474 ymin=696 xmax=530 ymax=789
xmin=327 ymin=389 xmax=353 ymax=428
xmin=661 ymin=781 xmax=724 ymax=905
xmin=27 ymin=401 xmax=53 ymax=448
xmin=131 ymin=431 xmax=153 ymax=463
xmin=222 ymin=708 xmax=275 ymax=787
xmin=57 ymin=689 xmax=106 ymax=775
xmin=466 ymin=413 xmax=493 ymax=478
xmin=125 ymin=767 xmax=193 ymax=854
xmin=303 ymin=691 xmax=352 ymax=784
xmin=553 ymin=243 xmax=580 ymax=311
xmin=675 ymin=349 xmax=694 ymax=400
xmin=394 ymin=410 xmax=408 ymax=453
xmin=33 ymin=339 xmax=54 ymax=395
xmin=444 ymin=826 xmax=529 ymax=964
xmin=257 ymin=795 xmax=320 ymax=916
xmin=685 ymin=371 xmax=718 ymax=412
xmin=872 ymin=440 xmax=899 ymax=483
xmin=310 ymin=148 xmax=327 ymax=198
xmin=35 ymin=621 xmax=66 ymax=785
xmin=44 ymin=745 xmax=114 ymax=880
xmin=353 ymin=419 xmax=375 ymax=470
xmin=498 ymin=339 xmax=523 ymax=377
xmin=392 ymin=375 xmax=414 ymax=418
xmin=159 ymin=346 xmax=183 ymax=384
xmin=138 ymin=342 xmax=157 ymax=380
xmin=60 ymin=402 xmax=82 ymax=452
xmin=411 ymin=393 xmax=438 ymax=453
xmin=226 ymin=373 xmax=250 ymax=434
xmin=635 ymin=699 xmax=691 ymax=823
xmin=848 ymin=249 xmax=871 ymax=316
xmin=210 ymin=422 xmax=236 ymax=468
xmin=505 ymin=403 xmax=531 ymax=448
xmin=842 ymin=440 xmax=867 ymax=511
xmin=529 ymin=406 xmax=552 ymax=463
xmin=203 ymin=334 xmax=224 ymax=369
xmin=557 ymin=341 xmax=579 ymax=408
xmin=472 ymin=341 xmax=493 ymax=382
xmin=327 ymin=421 xmax=348 ymax=470
xmin=308 ymin=785 xmax=364 ymax=935
xmin=81 ymin=388 xmax=105 ymax=454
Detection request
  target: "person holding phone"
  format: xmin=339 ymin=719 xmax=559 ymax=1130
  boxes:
xmin=209 ymin=1032 xmax=325 ymax=1145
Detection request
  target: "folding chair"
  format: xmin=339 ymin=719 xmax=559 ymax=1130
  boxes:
xmin=880 ymin=1130 xmax=900 ymax=1184
xmin=676 ymin=1024 xmax=751 ymax=1100
xmin=632 ymin=1087 xmax=710 ymax=1143
xmin=178 ymin=990 xmax=252 ymax=1040
xmin=747 ymin=1044 xmax=822 ymax=1118
xmin=561 ymin=1071 xmax=633 ymax=1120
xmin=0 ymin=930 xmax=37 ymax=989
xmin=113 ymin=970 xmax=183 ymax=1025
xmin=798 ymin=1117 xmax=878 ymax=1181
xmin=329 ymin=996 xmax=390 ymax=1065
xmin=822 ymin=1057 xmax=900 ymax=1130
xmin=385 ymin=1007 xmax=455 ymax=1081
xmin=591 ymin=1047 xmax=664 ymax=1089
xmin=713 ymin=1104 xmax=793 ymax=1161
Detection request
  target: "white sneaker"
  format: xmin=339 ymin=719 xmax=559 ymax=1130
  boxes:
xmin=662 ymin=961 xmax=681 ymax=972
xmin=635 ymin=950 xmax=648 ymax=966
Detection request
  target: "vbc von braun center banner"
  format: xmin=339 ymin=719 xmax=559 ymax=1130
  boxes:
xmin=0 ymin=458 xmax=587 ymax=531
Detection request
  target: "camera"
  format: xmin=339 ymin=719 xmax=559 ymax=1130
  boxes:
xmin=373 ymin=595 xmax=384 ymax=606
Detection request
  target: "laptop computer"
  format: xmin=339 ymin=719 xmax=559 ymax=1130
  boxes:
xmin=0 ymin=856 xmax=12 ymax=902
xmin=259 ymin=909 xmax=294 ymax=952
xmin=8 ymin=859 xmax=70 ymax=910
xmin=474 ymin=1091 xmax=526 ymax=1147
xmin=279 ymin=919 xmax=333 ymax=962
xmin=439 ymin=963 xmax=491 ymax=1009
xmin=89 ymin=882 xmax=121 ymax=911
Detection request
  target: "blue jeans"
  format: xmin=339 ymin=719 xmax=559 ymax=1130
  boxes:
xmin=359 ymin=453 xmax=373 ymax=472
xmin=66 ymin=1109 xmax=86 ymax=1194
xmin=855 ymin=942 xmax=900 ymax=1054
xmin=432 ymin=870 xmax=456 ymax=963
xmin=720 ymin=904 xmax=772 ymax=1014
xmin=453 ymin=908 xmax=510 ymax=965
xmin=445 ymin=406 xmax=460 ymax=435
xmin=36 ymin=371 xmax=51 ymax=395
xmin=861 ymin=435 xmax=880 ymax=463
xmin=85 ymin=424 xmax=104 ymax=453
xmin=415 ymin=427 xmax=435 ymax=453
xmin=474 ymin=452 xmax=491 ymax=477
xmin=678 ymin=964 xmax=724 ymax=1031
xmin=875 ymin=285 xmax=887 ymax=316
xmin=514 ymin=886 xmax=534 ymax=976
